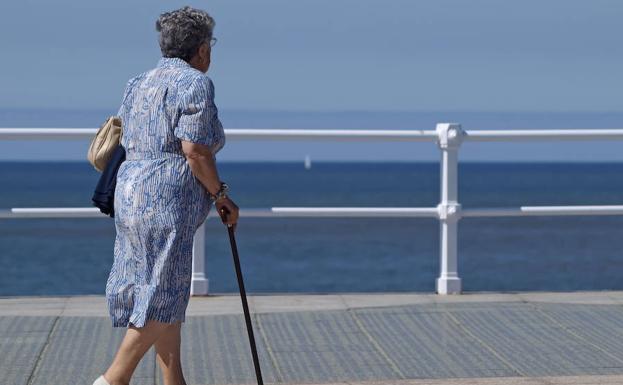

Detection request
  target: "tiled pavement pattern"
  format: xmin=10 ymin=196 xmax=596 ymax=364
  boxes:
xmin=1 ymin=291 xmax=623 ymax=385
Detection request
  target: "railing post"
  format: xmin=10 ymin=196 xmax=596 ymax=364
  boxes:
xmin=435 ymin=123 xmax=465 ymax=294
xmin=190 ymin=222 xmax=209 ymax=295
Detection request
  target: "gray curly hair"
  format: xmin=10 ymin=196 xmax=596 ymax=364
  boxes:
xmin=156 ymin=6 xmax=215 ymax=61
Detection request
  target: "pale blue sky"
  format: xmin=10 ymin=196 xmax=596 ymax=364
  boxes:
xmin=1 ymin=1 xmax=622 ymax=162
xmin=0 ymin=0 xmax=621 ymax=112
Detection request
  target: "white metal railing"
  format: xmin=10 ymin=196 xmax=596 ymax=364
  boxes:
xmin=2 ymin=124 xmax=623 ymax=295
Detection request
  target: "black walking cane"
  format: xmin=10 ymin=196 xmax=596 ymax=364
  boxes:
xmin=218 ymin=207 xmax=264 ymax=385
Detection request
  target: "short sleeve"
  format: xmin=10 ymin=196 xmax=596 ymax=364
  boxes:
xmin=175 ymin=75 xmax=222 ymax=147
xmin=116 ymin=75 xmax=143 ymax=120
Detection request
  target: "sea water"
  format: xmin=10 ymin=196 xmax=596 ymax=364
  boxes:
xmin=1 ymin=109 xmax=622 ymax=295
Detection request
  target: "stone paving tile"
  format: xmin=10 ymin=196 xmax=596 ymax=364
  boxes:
xmin=516 ymin=291 xmax=621 ymax=305
xmin=251 ymin=295 xmax=347 ymax=314
xmin=0 ymin=316 xmax=57 ymax=385
xmin=442 ymin=302 xmax=623 ymax=377
xmin=255 ymin=310 xmax=400 ymax=384
xmin=156 ymin=314 xmax=279 ymax=385
xmin=530 ymin=303 xmax=623 ymax=369
xmin=351 ymin=305 xmax=520 ymax=379
xmin=27 ymin=317 xmax=155 ymax=385
xmin=339 ymin=293 xmax=436 ymax=309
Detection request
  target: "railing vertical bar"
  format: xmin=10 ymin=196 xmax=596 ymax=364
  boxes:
xmin=435 ymin=123 xmax=464 ymax=294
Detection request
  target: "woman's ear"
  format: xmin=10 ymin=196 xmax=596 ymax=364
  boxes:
xmin=199 ymin=42 xmax=208 ymax=57
xmin=199 ymin=42 xmax=211 ymax=70
xmin=189 ymin=41 xmax=211 ymax=72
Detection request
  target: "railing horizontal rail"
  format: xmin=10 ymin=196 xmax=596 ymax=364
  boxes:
xmin=218 ymin=129 xmax=439 ymax=141
xmin=3 ymin=127 xmax=623 ymax=141
xmin=462 ymin=205 xmax=623 ymax=217
xmin=3 ymin=205 xmax=623 ymax=219
xmin=270 ymin=207 xmax=439 ymax=217
xmin=0 ymin=128 xmax=438 ymax=141
xmin=0 ymin=128 xmax=95 ymax=140
xmin=0 ymin=207 xmax=276 ymax=219
xmin=464 ymin=129 xmax=623 ymax=141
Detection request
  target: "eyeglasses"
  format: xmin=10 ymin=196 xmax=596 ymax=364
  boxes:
xmin=207 ymin=37 xmax=217 ymax=48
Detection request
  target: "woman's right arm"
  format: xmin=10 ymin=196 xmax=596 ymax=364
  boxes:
xmin=181 ymin=141 xmax=239 ymax=227
xmin=181 ymin=141 xmax=222 ymax=195
xmin=175 ymin=75 xmax=239 ymax=227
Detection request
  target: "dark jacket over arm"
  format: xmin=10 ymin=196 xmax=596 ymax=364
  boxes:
xmin=91 ymin=144 xmax=126 ymax=218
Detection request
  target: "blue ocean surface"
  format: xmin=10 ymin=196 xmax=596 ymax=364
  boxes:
xmin=1 ymin=161 xmax=623 ymax=296
xmin=1 ymin=109 xmax=623 ymax=295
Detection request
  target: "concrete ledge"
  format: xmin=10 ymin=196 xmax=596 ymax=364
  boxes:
xmin=1 ymin=290 xmax=622 ymax=316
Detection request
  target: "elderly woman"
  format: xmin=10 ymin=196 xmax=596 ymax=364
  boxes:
xmin=93 ymin=6 xmax=239 ymax=385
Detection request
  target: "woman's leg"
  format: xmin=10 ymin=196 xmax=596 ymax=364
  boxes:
xmin=103 ymin=320 xmax=176 ymax=385
xmin=154 ymin=320 xmax=187 ymax=385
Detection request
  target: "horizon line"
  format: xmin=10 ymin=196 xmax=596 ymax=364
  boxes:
xmin=2 ymin=107 xmax=623 ymax=115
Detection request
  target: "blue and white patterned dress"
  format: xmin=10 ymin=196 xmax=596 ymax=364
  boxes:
xmin=105 ymin=57 xmax=226 ymax=328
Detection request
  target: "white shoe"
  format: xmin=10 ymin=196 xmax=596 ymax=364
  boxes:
xmin=92 ymin=374 xmax=111 ymax=385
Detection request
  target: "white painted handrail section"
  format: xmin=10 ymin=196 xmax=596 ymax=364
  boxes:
xmin=2 ymin=124 xmax=623 ymax=295
xmin=270 ymin=207 xmax=439 ymax=217
xmin=0 ymin=208 xmax=279 ymax=219
xmin=3 ymin=127 xmax=623 ymax=141
xmin=464 ymin=129 xmax=623 ymax=141
xmin=0 ymin=128 xmax=96 ymax=140
xmin=0 ymin=128 xmax=439 ymax=141
xmin=463 ymin=205 xmax=623 ymax=217
xmin=4 ymin=205 xmax=623 ymax=219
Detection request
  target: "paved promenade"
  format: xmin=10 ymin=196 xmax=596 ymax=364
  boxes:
xmin=2 ymin=291 xmax=623 ymax=385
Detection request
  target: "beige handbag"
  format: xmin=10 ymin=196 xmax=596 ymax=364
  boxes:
xmin=87 ymin=116 xmax=123 ymax=172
